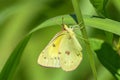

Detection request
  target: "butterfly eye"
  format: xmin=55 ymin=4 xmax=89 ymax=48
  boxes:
xmin=69 ymin=26 xmax=74 ymax=29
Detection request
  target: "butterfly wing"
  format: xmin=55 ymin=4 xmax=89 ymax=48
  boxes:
xmin=38 ymin=31 xmax=65 ymax=68
xmin=59 ymin=32 xmax=82 ymax=71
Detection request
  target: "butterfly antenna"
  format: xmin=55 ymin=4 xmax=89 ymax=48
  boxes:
xmin=61 ymin=17 xmax=66 ymax=30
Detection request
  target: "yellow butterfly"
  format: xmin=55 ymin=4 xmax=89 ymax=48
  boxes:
xmin=37 ymin=24 xmax=82 ymax=71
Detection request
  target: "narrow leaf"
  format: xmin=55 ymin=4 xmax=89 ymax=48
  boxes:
xmin=83 ymin=15 xmax=120 ymax=36
xmin=90 ymin=0 xmax=109 ymax=17
xmin=0 ymin=34 xmax=32 ymax=80
xmin=30 ymin=15 xmax=120 ymax=36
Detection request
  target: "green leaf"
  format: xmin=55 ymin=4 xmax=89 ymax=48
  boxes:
xmin=83 ymin=15 xmax=120 ymax=36
xmin=95 ymin=42 xmax=120 ymax=80
xmin=0 ymin=34 xmax=32 ymax=80
xmin=32 ymin=15 xmax=120 ymax=36
xmin=89 ymin=38 xmax=104 ymax=50
xmin=90 ymin=0 xmax=109 ymax=17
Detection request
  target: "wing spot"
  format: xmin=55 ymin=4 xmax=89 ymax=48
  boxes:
xmin=68 ymin=36 xmax=71 ymax=39
xmin=52 ymin=43 xmax=56 ymax=47
xmin=58 ymin=52 xmax=61 ymax=54
xmin=65 ymin=51 xmax=70 ymax=55
xmin=44 ymin=57 xmax=46 ymax=59
xmin=54 ymin=57 xmax=57 ymax=59
xmin=77 ymin=54 xmax=80 ymax=56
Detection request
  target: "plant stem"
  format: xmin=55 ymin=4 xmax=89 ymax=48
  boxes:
xmin=72 ymin=0 xmax=97 ymax=80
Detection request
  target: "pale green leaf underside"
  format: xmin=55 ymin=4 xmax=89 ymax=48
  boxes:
xmin=30 ymin=15 xmax=120 ymax=36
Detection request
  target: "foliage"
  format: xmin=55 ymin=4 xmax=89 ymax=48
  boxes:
xmin=0 ymin=0 xmax=120 ymax=80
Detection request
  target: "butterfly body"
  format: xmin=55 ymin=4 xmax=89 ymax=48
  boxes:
xmin=38 ymin=24 xmax=82 ymax=71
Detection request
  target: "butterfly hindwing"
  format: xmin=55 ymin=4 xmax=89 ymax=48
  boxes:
xmin=37 ymin=32 xmax=64 ymax=68
xmin=59 ymin=27 xmax=82 ymax=71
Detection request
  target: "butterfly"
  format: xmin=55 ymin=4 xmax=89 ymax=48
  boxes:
xmin=37 ymin=24 xmax=82 ymax=71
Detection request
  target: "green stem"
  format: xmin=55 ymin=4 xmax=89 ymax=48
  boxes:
xmin=72 ymin=0 xmax=97 ymax=80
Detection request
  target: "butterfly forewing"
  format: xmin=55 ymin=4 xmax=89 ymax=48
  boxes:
xmin=38 ymin=31 xmax=65 ymax=68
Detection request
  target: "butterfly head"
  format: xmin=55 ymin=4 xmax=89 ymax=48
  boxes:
xmin=63 ymin=24 xmax=74 ymax=36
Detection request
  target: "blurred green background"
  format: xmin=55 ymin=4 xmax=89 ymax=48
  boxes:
xmin=0 ymin=0 xmax=119 ymax=80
